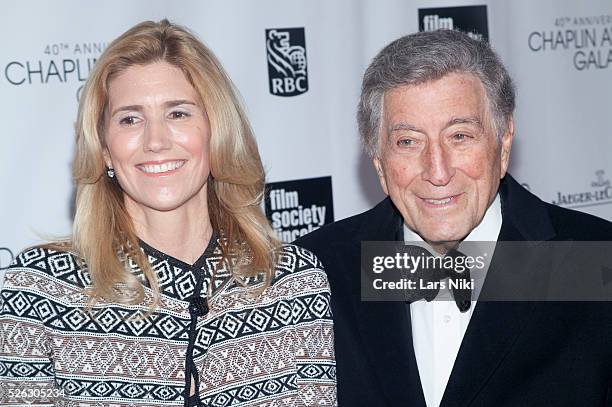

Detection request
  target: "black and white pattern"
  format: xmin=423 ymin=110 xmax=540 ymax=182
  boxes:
xmin=0 ymin=239 xmax=336 ymax=406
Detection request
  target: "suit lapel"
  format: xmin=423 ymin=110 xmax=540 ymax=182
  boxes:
xmin=440 ymin=175 xmax=557 ymax=407
xmin=353 ymin=198 xmax=427 ymax=406
xmin=440 ymin=220 xmax=534 ymax=407
xmin=440 ymin=300 xmax=533 ymax=407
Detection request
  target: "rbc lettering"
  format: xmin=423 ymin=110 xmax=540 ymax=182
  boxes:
xmin=271 ymin=77 xmax=307 ymax=95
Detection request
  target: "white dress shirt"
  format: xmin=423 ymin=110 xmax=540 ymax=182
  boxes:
xmin=405 ymin=194 xmax=502 ymax=407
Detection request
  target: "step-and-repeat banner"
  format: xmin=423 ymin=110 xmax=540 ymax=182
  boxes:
xmin=1 ymin=0 xmax=611 ymax=280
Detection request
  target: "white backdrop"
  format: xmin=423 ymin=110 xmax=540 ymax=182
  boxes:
xmin=1 ymin=0 xmax=611 ymax=280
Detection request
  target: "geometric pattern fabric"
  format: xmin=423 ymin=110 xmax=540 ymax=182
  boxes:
xmin=0 ymin=240 xmax=336 ymax=406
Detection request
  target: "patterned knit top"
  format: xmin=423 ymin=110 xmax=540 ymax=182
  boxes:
xmin=0 ymin=238 xmax=336 ymax=406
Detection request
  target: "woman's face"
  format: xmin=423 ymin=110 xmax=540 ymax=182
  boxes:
xmin=103 ymin=61 xmax=211 ymax=215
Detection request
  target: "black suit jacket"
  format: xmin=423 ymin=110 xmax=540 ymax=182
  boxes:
xmin=297 ymin=175 xmax=612 ymax=406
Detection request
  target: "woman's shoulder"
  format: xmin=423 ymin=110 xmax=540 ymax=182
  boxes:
xmin=275 ymin=243 xmax=325 ymax=272
xmin=3 ymin=245 xmax=91 ymax=289
xmin=268 ymin=244 xmax=328 ymax=288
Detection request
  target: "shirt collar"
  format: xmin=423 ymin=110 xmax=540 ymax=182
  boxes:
xmin=403 ymin=194 xmax=502 ymax=301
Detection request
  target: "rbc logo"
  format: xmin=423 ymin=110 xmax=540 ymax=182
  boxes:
xmin=265 ymin=28 xmax=308 ymax=97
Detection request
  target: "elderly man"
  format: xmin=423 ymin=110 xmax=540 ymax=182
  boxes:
xmin=297 ymin=30 xmax=612 ymax=407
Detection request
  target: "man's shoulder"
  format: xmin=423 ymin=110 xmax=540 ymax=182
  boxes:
xmin=544 ymin=202 xmax=612 ymax=240
xmin=501 ymin=174 xmax=612 ymax=241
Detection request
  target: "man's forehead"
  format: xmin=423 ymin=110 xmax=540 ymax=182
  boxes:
xmin=384 ymin=72 xmax=486 ymax=100
xmin=382 ymin=73 xmax=492 ymax=129
xmin=388 ymin=116 xmax=484 ymax=133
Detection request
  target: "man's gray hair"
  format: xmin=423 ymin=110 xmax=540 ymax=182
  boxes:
xmin=358 ymin=29 xmax=516 ymax=158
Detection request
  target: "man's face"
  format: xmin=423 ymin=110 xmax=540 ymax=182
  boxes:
xmin=374 ymin=72 xmax=513 ymax=247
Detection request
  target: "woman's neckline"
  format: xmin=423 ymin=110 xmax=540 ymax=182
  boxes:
xmin=138 ymin=230 xmax=219 ymax=270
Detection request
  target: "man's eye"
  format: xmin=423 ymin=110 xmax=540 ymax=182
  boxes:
xmin=397 ymin=138 xmax=415 ymax=146
xmin=169 ymin=111 xmax=190 ymax=119
xmin=119 ymin=116 xmax=138 ymax=126
xmin=453 ymin=133 xmax=470 ymax=141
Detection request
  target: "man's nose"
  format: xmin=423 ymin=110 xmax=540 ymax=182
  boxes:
xmin=143 ymin=118 xmax=172 ymax=153
xmin=421 ymin=142 xmax=454 ymax=186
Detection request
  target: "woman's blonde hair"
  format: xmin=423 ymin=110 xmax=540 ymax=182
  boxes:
xmin=71 ymin=19 xmax=279 ymax=305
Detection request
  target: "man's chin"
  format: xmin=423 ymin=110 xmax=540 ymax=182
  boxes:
xmin=415 ymin=228 xmax=467 ymax=247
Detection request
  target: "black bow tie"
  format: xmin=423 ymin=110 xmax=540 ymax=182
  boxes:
xmin=402 ymin=245 xmax=472 ymax=312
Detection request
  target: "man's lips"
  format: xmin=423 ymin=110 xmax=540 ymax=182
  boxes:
xmin=136 ymin=159 xmax=186 ymax=175
xmin=419 ymin=193 xmax=463 ymax=207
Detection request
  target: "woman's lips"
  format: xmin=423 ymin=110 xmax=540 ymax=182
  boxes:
xmin=136 ymin=159 xmax=186 ymax=176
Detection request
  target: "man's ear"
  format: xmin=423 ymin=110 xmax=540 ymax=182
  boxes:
xmin=500 ymin=117 xmax=514 ymax=178
xmin=373 ymin=156 xmax=389 ymax=195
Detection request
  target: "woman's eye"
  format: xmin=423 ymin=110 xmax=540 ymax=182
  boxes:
xmin=169 ymin=111 xmax=190 ymax=119
xmin=453 ymin=133 xmax=470 ymax=141
xmin=119 ymin=116 xmax=138 ymax=126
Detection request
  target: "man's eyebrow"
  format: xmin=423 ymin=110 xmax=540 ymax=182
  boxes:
xmin=110 ymin=100 xmax=197 ymax=117
xmin=388 ymin=122 xmax=423 ymax=133
xmin=445 ymin=116 xmax=483 ymax=128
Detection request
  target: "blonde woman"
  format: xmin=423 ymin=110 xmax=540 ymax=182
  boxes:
xmin=0 ymin=20 xmax=336 ymax=406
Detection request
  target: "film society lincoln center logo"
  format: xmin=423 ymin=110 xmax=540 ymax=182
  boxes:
xmin=418 ymin=5 xmax=489 ymax=40
xmin=264 ymin=177 xmax=333 ymax=243
xmin=265 ymin=27 xmax=308 ymax=96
